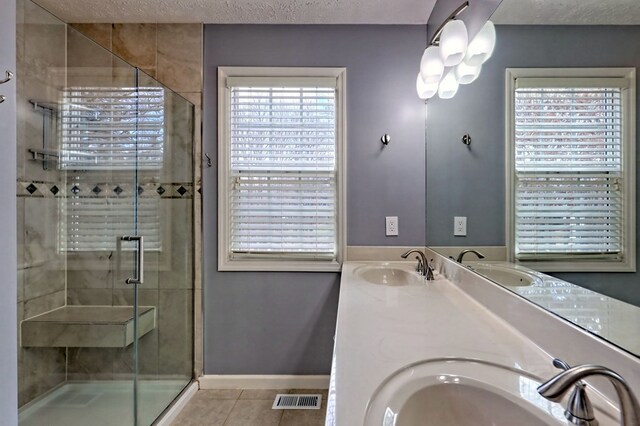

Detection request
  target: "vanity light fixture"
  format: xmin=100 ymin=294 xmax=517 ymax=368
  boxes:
xmin=415 ymin=1 xmax=497 ymax=101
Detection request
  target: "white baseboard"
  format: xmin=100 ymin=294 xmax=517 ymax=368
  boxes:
xmin=199 ymin=375 xmax=330 ymax=390
xmin=155 ymin=381 xmax=199 ymax=426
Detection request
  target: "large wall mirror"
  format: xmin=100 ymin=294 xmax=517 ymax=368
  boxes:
xmin=426 ymin=0 xmax=640 ymax=356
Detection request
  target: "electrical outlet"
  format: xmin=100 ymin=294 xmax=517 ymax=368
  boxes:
xmin=454 ymin=216 xmax=467 ymax=236
xmin=386 ymin=216 xmax=398 ymax=236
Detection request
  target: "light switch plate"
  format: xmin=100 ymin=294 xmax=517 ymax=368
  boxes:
xmin=386 ymin=216 xmax=398 ymax=236
xmin=454 ymin=216 xmax=467 ymax=236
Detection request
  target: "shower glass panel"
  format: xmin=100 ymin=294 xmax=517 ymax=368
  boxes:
xmin=16 ymin=1 xmax=194 ymax=425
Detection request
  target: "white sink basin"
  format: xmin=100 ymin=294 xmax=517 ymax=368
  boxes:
xmin=355 ymin=265 xmax=423 ymax=286
xmin=469 ymin=263 xmax=543 ymax=287
xmin=365 ymin=358 xmax=569 ymax=426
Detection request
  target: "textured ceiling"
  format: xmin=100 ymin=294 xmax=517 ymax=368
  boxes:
xmin=492 ymin=0 xmax=640 ymax=25
xmin=35 ymin=0 xmax=436 ymax=24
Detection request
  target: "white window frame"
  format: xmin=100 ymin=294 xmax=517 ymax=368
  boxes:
xmin=217 ymin=66 xmax=347 ymax=272
xmin=506 ymin=68 xmax=636 ymax=272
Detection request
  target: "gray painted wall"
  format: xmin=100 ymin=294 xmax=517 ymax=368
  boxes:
xmin=0 ymin=0 xmax=18 ymax=422
xmin=426 ymin=25 xmax=640 ymax=306
xmin=203 ymin=25 xmax=427 ymax=373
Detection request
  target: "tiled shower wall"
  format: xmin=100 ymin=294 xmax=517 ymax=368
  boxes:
xmin=17 ymin=5 xmax=203 ymax=407
xmin=16 ymin=0 xmax=67 ymax=405
xmin=64 ymin=23 xmax=203 ymax=381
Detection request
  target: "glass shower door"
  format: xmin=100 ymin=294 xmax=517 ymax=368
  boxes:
xmin=17 ymin=5 xmax=194 ymax=424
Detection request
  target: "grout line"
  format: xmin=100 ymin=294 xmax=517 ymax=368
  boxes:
xmin=221 ymin=392 xmax=240 ymax=426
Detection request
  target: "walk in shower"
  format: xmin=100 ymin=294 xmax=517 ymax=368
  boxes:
xmin=16 ymin=1 xmax=194 ymax=424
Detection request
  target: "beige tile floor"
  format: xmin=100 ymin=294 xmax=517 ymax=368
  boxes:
xmin=172 ymin=389 xmax=328 ymax=426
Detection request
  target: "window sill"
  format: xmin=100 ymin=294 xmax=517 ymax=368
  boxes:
xmin=217 ymin=257 xmax=342 ymax=272
xmin=515 ymin=258 xmax=636 ymax=273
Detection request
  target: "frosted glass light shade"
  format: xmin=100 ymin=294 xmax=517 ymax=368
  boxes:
xmin=455 ymin=62 xmax=482 ymax=85
xmin=420 ymin=46 xmax=444 ymax=84
xmin=464 ymin=20 xmax=496 ymax=66
xmin=438 ymin=69 xmax=459 ymax=99
xmin=416 ymin=73 xmax=439 ymax=100
xmin=439 ymin=20 xmax=468 ymax=66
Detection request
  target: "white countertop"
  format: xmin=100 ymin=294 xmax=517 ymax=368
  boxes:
xmin=326 ymin=261 xmax=570 ymax=425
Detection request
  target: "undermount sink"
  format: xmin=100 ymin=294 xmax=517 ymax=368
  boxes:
xmin=469 ymin=263 xmax=543 ymax=287
xmin=365 ymin=358 xmax=570 ymax=426
xmin=355 ymin=264 xmax=423 ymax=286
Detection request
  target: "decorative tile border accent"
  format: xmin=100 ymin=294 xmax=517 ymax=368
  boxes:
xmin=17 ymin=180 xmax=194 ymax=199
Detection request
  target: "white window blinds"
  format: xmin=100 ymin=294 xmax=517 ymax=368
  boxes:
xmin=60 ymin=87 xmax=165 ymax=252
xmin=60 ymin=87 xmax=164 ymax=170
xmin=514 ymin=83 xmax=625 ymax=259
xmin=227 ymin=83 xmax=337 ymax=258
xmin=62 ymin=195 xmax=161 ymax=252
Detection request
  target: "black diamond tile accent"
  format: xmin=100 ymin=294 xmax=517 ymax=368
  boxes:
xmin=71 ymin=185 xmax=80 ymax=195
xmin=177 ymin=186 xmax=187 ymax=196
xmin=92 ymin=185 xmax=102 ymax=195
xmin=26 ymin=183 xmax=37 ymax=194
xmin=113 ymin=186 xmax=123 ymax=195
xmin=156 ymin=186 xmax=165 ymax=195
xmin=137 ymin=186 xmax=144 ymax=195
xmin=50 ymin=185 xmax=59 ymax=195
xmin=197 ymin=187 xmax=202 ymax=194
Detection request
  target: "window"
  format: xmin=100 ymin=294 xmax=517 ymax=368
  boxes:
xmin=217 ymin=67 xmax=346 ymax=271
xmin=60 ymin=87 xmax=164 ymax=252
xmin=506 ymin=68 xmax=636 ymax=272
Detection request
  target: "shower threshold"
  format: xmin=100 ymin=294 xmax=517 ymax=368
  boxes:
xmin=19 ymin=379 xmax=189 ymax=426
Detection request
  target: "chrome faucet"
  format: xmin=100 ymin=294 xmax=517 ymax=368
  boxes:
xmin=400 ymin=249 xmax=434 ymax=280
xmin=537 ymin=360 xmax=640 ymax=426
xmin=456 ymin=249 xmax=485 ymax=263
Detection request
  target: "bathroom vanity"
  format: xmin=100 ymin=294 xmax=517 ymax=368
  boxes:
xmin=325 ymin=249 xmax=640 ymax=425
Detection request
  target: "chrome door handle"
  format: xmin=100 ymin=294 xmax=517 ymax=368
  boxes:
xmin=0 ymin=71 xmax=12 ymax=85
xmin=0 ymin=95 xmax=5 ymax=104
xmin=121 ymin=235 xmax=144 ymax=285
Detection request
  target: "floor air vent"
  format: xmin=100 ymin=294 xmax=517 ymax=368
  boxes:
xmin=272 ymin=394 xmax=322 ymax=410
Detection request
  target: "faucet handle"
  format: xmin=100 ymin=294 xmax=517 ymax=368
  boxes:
xmin=553 ymin=358 xmax=572 ymax=371
xmin=415 ymin=256 xmax=425 ymax=274
xmin=550 ymin=359 xmax=597 ymax=425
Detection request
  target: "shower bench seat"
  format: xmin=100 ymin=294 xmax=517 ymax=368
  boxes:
xmin=20 ymin=305 xmax=156 ymax=348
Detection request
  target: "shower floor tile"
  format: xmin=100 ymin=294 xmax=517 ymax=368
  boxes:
xmin=19 ymin=379 xmax=189 ymax=426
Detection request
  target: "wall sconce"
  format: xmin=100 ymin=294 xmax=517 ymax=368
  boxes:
xmin=416 ymin=1 xmax=497 ymax=101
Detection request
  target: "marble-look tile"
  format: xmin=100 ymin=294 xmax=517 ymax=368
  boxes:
xmin=23 ymin=260 xmax=65 ymax=302
xmin=67 ymin=264 xmax=113 ymax=289
xmin=157 ymin=24 xmax=202 ymax=93
xmin=159 ymin=199 xmax=193 ymax=289
xmin=193 ymin=288 xmax=202 ymax=378
xmin=67 ymin=347 xmax=116 ymax=381
xmin=17 ymin=268 xmax=25 ymax=304
xmin=224 ymin=399 xmax=282 ymax=426
xmin=240 ymin=389 xmax=289 ymax=400
xmin=23 ymin=197 xmax=61 ymax=268
xmin=67 ymin=288 xmax=114 ymax=305
xmin=20 ymin=347 xmax=66 ymax=407
xmin=23 ymin=289 xmax=64 ymax=319
xmin=112 ymin=24 xmax=157 ymax=72
xmin=172 ymin=395 xmax=235 ymax=426
xmin=161 ymin=97 xmax=195 ymax=184
xmin=67 ymin=25 xmax=115 ymax=86
xmin=112 ymin=288 xmax=158 ymax=307
xmin=279 ymin=408 xmax=327 ymax=426
xmin=69 ymin=23 xmax=112 ymax=50
xmin=178 ymin=92 xmax=201 ymax=107
xmin=158 ymin=290 xmax=193 ymax=375
xmin=134 ymin=327 xmax=159 ymax=375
